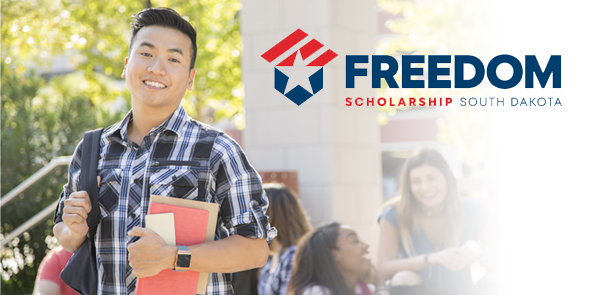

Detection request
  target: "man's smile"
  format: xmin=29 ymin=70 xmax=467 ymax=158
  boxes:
xmin=143 ymin=79 xmax=167 ymax=89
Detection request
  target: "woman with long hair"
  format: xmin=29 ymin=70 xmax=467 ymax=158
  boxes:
xmin=257 ymin=183 xmax=312 ymax=295
xmin=289 ymin=222 xmax=377 ymax=295
xmin=377 ymin=149 xmax=490 ymax=294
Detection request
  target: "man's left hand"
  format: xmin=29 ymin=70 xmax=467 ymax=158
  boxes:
xmin=127 ymin=227 xmax=177 ymax=278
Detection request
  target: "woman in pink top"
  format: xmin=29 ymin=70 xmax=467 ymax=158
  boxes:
xmin=33 ymin=246 xmax=78 ymax=295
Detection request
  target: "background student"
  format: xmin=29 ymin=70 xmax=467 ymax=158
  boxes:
xmin=377 ymin=149 xmax=491 ymax=294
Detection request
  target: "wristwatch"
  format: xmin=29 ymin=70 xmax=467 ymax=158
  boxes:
xmin=174 ymin=245 xmax=191 ymax=272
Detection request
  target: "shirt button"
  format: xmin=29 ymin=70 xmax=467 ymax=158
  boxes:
xmin=130 ymin=212 xmax=136 ymax=219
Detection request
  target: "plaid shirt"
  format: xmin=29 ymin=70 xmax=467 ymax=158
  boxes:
xmin=55 ymin=105 xmax=276 ymax=295
xmin=257 ymin=245 xmax=297 ymax=295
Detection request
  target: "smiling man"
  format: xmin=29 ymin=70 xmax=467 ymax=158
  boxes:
xmin=53 ymin=7 xmax=275 ymax=295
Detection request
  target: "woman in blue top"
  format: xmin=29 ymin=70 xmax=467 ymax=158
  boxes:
xmin=258 ymin=183 xmax=312 ymax=295
xmin=378 ymin=149 xmax=491 ymax=294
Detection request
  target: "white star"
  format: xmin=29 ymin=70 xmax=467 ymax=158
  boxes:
xmin=276 ymin=50 xmax=322 ymax=94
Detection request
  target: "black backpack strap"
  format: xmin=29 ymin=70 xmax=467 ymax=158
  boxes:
xmin=80 ymin=128 xmax=103 ymax=233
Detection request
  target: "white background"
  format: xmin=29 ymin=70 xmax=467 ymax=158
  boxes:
xmin=492 ymin=0 xmax=591 ymax=294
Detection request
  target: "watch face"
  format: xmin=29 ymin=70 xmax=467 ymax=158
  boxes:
xmin=177 ymin=254 xmax=191 ymax=268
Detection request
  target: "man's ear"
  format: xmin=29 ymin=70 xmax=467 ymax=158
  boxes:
xmin=121 ymin=57 xmax=128 ymax=78
xmin=187 ymin=68 xmax=196 ymax=90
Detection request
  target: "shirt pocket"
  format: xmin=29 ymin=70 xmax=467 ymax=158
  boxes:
xmin=98 ymin=168 xmax=121 ymax=219
xmin=149 ymin=163 xmax=202 ymax=200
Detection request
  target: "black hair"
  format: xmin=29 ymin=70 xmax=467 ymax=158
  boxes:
xmin=289 ymin=222 xmax=356 ymax=295
xmin=129 ymin=7 xmax=197 ymax=69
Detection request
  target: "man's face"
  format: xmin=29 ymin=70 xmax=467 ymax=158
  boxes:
xmin=123 ymin=26 xmax=195 ymax=111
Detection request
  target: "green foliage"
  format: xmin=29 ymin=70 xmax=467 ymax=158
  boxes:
xmin=377 ymin=0 xmax=493 ymax=54
xmin=173 ymin=0 xmax=244 ymax=124
xmin=2 ymin=0 xmax=244 ymax=124
xmin=0 ymin=65 xmax=128 ymax=294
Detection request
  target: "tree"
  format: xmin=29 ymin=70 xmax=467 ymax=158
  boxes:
xmin=1 ymin=0 xmax=243 ymax=292
xmin=0 ymin=64 xmax=128 ymax=293
xmin=376 ymin=0 xmax=495 ymax=176
xmin=2 ymin=0 xmax=244 ymax=123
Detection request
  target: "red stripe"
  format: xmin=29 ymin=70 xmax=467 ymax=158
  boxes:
xmin=261 ymin=29 xmax=308 ymax=63
xmin=277 ymin=51 xmax=297 ymax=66
xmin=307 ymin=49 xmax=338 ymax=66
xmin=299 ymin=39 xmax=323 ymax=60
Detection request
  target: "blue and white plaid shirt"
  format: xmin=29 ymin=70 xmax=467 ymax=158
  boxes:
xmin=55 ymin=105 xmax=277 ymax=295
xmin=257 ymin=245 xmax=297 ymax=295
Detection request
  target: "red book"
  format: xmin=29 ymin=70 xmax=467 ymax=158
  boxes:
xmin=136 ymin=195 xmax=219 ymax=295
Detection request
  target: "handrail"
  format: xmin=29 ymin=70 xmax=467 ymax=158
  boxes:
xmin=1 ymin=156 xmax=72 ymax=248
xmin=0 ymin=156 xmax=72 ymax=207
xmin=1 ymin=200 xmax=59 ymax=248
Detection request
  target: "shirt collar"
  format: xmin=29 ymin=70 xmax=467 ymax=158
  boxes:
xmin=103 ymin=109 xmax=132 ymax=139
xmin=103 ymin=104 xmax=189 ymax=139
xmin=152 ymin=104 xmax=188 ymax=136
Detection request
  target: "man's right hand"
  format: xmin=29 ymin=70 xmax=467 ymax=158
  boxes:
xmin=62 ymin=191 xmax=92 ymax=238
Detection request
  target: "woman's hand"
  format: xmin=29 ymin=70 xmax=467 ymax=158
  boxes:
xmin=457 ymin=240 xmax=482 ymax=266
xmin=428 ymin=247 xmax=473 ymax=271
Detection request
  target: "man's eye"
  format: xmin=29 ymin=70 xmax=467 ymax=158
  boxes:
xmin=170 ymin=58 xmax=180 ymax=63
xmin=140 ymin=52 xmax=152 ymax=57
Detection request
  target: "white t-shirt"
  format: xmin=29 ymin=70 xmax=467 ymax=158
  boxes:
xmin=301 ymin=285 xmax=331 ymax=295
xmin=301 ymin=283 xmax=376 ymax=295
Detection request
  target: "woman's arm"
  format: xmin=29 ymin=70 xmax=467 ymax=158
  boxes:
xmin=379 ymin=217 xmax=487 ymax=276
xmin=377 ymin=218 xmax=429 ymax=279
xmin=33 ymin=280 xmax=61 ymax=295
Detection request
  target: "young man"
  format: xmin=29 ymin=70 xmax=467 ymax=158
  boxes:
xmin=53 ymin=7 xmax=276 ymax=295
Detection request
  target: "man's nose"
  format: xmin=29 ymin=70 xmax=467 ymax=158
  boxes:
xmin=147 ymin=57 xmax=166 ymax=75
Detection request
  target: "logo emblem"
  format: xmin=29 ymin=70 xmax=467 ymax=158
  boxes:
xmin=262 ymin=29 xmax=338 ymax=105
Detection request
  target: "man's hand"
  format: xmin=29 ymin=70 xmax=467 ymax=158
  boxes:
xmin=127 ymin=227 xmax=177 ymax=278
xmin=61 ymin=176 xmax=102 ymax=238
xmin=61 ymin=191 xmax=92 ymax=238
xmin=54 ymin=176 xmax=101 ymax=253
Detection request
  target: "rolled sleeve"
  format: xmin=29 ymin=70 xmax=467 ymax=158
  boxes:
xmin=53 ymin=139 xmax=84 ymax=224
xmin=212 ymin=135 xmax=277 ymax=243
